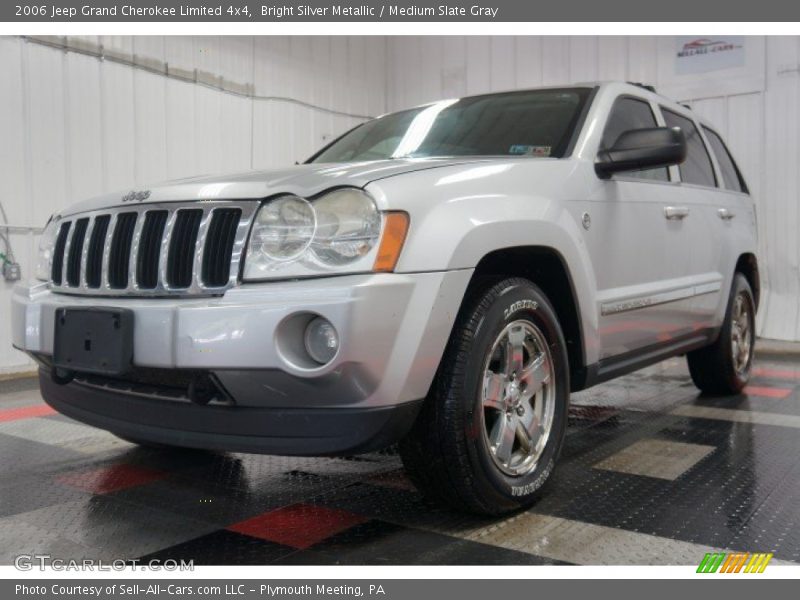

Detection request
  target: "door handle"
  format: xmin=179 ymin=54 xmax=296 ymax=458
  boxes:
xmin=664 ymin=206 xmax=690 ymax=220
xmin=718 ymin=208 xmax=736 ymax=220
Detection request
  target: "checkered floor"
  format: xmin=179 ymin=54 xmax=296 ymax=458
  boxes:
xmin=2 ymin=356 xmax=800 ymax=566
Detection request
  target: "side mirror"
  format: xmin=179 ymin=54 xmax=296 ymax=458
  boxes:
xmin=595 ymin=126 xmax=687 ymax=179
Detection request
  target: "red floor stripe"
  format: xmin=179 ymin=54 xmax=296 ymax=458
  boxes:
xmin=228 ymin=503 xmax=368 ymax=549
xmin=0 ymin=404 xmax=56 ymax=423
xmin=743 ymin=385 xmax=793 ymax=399
xmin=753 ymin=367 xmax=800 ymax=380
xmin=56 ymin=464 xmax=168 ymax=494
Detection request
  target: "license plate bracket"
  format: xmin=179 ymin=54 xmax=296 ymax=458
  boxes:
xmin=53 ymin=308 xmax=134 ymax=376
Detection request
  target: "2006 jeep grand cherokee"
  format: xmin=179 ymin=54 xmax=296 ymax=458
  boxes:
xmin=13 ymin=82 xmax=758 ymax=515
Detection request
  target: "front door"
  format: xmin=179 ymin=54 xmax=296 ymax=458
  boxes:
xmin=578 ymin=96 xmax=696 ymax=360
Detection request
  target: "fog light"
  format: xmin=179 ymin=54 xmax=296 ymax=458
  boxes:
xmin=304 ymin=317 xmax=339 ymax=364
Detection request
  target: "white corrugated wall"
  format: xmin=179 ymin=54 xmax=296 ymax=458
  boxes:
xmin=0 ymin=35 xmax=386 ymax=373
xmin=386 ymin=35 xmax=800 ymax=342
xmin=2 ymin=35 xmax=800 ymax=374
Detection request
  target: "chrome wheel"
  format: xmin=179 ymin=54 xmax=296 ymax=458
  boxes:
xmin=481 ymin=320 xmax=556 ymax=477
xmin=731 ymin=292 xmax=752 ymax=375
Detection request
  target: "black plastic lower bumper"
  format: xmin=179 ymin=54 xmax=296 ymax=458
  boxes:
xmin=39 ymin=370 xmax=422 ymax=456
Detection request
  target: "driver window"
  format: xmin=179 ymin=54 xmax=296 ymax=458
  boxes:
xmin=601 ymin=97 xmax=669 ymax=182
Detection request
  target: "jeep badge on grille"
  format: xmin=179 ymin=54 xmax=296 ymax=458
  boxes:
xmin=121 ymin=190 xmax=151 ymax=203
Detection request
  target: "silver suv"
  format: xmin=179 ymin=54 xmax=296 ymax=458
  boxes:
xmin=12 ymin=82 xmax=758 ymax=515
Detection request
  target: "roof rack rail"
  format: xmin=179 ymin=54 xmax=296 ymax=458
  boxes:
xmin=627 ymin=82 xmax=657 ymax=93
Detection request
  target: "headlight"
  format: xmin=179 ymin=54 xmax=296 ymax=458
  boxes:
xmin=312 ymin=189 xmax=381 ymax=266
xmin=243 ymin=188 xmax=392 ymax=280
xmin=35 ymin=216 xmax=59 ymax=282
xmin=251 ymin=195 xmax=316 ymax=263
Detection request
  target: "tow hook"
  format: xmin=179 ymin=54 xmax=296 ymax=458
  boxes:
xmin=50 ymin=367 xmax=75 ymax=385
xmin=188 ymin=375 xmax=217 ymax=405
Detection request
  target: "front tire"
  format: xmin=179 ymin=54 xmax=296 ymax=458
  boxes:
xmin=399 ymin=278 xmax=569 ymax=515
xmin=687 ymin=273 xmax=755 ymax=395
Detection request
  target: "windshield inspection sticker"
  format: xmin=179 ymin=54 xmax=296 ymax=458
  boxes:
xmin=509 ymin=145 xmax=551 ymax=156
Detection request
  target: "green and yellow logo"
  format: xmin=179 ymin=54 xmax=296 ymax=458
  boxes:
xmin=697 ymin=552 xmax=773 ymax=573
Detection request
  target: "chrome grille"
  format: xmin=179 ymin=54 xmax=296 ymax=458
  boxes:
xmin=49 ymin=201 xmax=258 ymax=297
xmin=136 ymin=210 xmax=168 ymax=289
xmin=166 ymin=209 xmax=203 ymax=288
xmin=108 ymin=212 xmax=137 ymax=288
xmin=85 ymin=214 xmax=110 ymax=288
xmin=202 ymin=208 xmax=242 ymax=287
xmin=65 ymin=217 xmax=89 ymax=287
xmin=52 ymin=221 xmax=71 ymax=285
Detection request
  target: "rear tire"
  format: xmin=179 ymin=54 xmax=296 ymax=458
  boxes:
xmin=399 ymin=277 xmax=569 ymax=515
xmin=687 ymin=273 xmax=755 ymax=395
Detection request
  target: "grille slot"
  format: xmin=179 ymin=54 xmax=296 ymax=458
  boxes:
xmin=65 ymin=218 xmax=89 ymax=287
xmin=51 ymin=222 xmax=71 ymax=285
xmin=202 ymin=208 xmax=241 ymax=287
xmin=136 ymin=211 xmax=168 ymax=289
xmin=48 ymin=201 xmax=254 ymax=297
xmin=108 ymin=213 xmax=137 ymax=289
xmin=85 ymin=215 xmax=110 ymax=288
xmin=167 ymin=209 xmax=203 ymax=288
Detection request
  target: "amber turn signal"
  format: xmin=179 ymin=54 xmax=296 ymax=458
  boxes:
xmin=373 ymin=212 xmax=410 ymax=272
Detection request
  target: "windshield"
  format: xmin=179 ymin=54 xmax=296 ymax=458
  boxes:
xmin=309 ymin=88 xmax=592 ymax=163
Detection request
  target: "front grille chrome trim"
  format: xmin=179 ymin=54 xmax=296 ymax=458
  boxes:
xmin=127 ymin=212 xmax=146 ymax=290
xmin=101 ymin=212 xmax=119 ymax=292
xmin=158 ymin=209 xmax=180 ymax=293
xmin=80 ymin=217 xmax=95 ymax=290
xmin=59 ymin=223 xmax=74 ymax=288
xmin=193 ymin=208 xmax=215 ymax=290
xmin=49 ymin=200 xmax=259 ymax=297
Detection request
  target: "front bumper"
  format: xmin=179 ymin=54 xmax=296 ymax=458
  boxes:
xmin=12 ymin=271 xmax=472 ymax=454
xmin=38 ymin=371 xmax=422 ymax=455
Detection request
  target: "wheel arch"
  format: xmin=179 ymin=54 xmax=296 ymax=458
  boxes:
xmin=735 ymin=253 xmax=760 ymax=310
xmin=465 ymin=246 xmax=588 ymax=392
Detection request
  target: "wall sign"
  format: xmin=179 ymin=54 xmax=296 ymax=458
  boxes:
xmin=675 ymin=36 xmax=746 ymax=74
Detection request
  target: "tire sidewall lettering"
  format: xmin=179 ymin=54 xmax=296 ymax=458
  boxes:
xmin=503 ymin=299 xmax=538 ymax=320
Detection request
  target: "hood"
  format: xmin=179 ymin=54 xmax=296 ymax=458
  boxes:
xmin=61 ymin=158 xmax=493 ymax=216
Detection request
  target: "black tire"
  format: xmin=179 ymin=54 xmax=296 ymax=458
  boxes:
xmin=687 ymin=273 xmax=755 ymax=395
xmin=399 ymin=277 xmax=570 ymax=515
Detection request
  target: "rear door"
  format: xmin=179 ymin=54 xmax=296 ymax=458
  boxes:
xmin=659 ymin=108 xmax=729 ymax=330
xmin=698 ymin=125 xmax=754 ymax=328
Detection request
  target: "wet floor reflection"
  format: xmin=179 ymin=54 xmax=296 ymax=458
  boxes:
xmin=2 ymin=356 xmax=800 ymax=564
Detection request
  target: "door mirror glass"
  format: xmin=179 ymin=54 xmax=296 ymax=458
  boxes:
xmin=596 ymin=127 xmax=686 ymax=179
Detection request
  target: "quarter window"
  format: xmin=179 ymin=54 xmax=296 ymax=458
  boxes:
xmin=601 ymin=97 xmax=668 ymax=182
xmin=661 ymin=109 xmax=716 ymax=188
xmin=703 ymin=127 xmax=748 ymax=194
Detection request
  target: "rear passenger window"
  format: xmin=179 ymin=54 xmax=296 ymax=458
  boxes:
xmin=703 ymin=127 xmax=748 ymax=194
xmin=661 ymin=109 xmax=716 ymax=188
xmin=601 ymin=97 xmax=668 ymax=182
